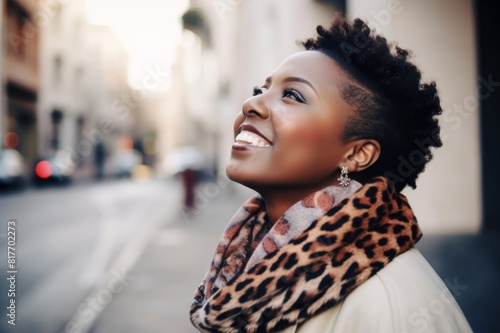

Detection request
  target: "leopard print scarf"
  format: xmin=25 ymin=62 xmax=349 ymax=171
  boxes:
xmin=190 ymin=177 xmax=422 ymax=333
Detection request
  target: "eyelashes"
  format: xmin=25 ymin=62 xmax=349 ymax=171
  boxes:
xmin=283 ymin=88 xmax=306 ymax=103
xmin=252 ymin=86 xmax=307 ymax=103
xmin=253 ymin=86 xmax=265 ymax=96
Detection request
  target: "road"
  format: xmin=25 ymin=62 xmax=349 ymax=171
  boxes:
xmin=0 ymin=178 xmax=181 ymax=333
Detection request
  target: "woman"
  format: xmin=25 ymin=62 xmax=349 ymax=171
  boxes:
xmin=190 ymin=16 xmax=472 ymax=333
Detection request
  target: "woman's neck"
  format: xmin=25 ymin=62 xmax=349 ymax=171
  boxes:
xmin=258 ymin=184 xmax=333 ymax=224
xmin=260 ymin=193 xmax=301 ymax=224
xmin=256 ymin=177 xmax=363 ymax=224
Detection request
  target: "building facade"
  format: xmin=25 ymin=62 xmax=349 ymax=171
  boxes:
xmin=37 ymin=0 xmax=130 ymax=178
xmin=1 ymin=0 xmax=41 ymax=164
xmin=1 ymin=0 xmax=131 ymax=180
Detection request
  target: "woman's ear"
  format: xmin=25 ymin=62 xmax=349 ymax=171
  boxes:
xmin=343 ymin=139 xmax=381 ymax=173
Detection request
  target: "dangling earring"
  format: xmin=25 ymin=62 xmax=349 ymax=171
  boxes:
xmin=338 ymin=166 xmax=350 ymax=187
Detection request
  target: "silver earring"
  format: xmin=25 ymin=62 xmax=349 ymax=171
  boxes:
xmin=338 ymin=166 xmax=350 ymax=187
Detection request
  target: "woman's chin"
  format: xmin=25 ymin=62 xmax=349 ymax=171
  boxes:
xmin=225 ymin=160 xmax=247 ymax=184
xmin=225 ymin=161 xmax=260 ymax=189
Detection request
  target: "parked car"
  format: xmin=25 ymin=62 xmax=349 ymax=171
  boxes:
xmin=107 ymin=149 xmax=142 ymax=178
xmin=162 ymin=146 xmax=208 ymax=176
xmin=0 ymin=149 xmax=25 ymax=188
xmin=33 ymin=150 xmax=74 ymax=185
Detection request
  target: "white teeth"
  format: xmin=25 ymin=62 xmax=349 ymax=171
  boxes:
xmin=235 ymin=130 xmax=271 ymax=147
xmin=235 ymin=132 xmax=246 ymax=142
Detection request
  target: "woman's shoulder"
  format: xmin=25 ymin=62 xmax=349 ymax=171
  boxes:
xmin=373 ymin=247 xmax=472 ymax=332
xmin=290 ymin=248 xmax=473 ymax=333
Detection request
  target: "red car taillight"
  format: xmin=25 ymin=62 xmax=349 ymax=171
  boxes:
xmin=35 ymin=161 xmax=52 ymax=179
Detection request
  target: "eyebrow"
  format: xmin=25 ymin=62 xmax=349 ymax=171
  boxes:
xmin=265 ymin=76 xmax=319 ymax=97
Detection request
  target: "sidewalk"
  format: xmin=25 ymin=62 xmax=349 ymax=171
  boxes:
xmin=89 ymin=181 xmax=256 ymax=333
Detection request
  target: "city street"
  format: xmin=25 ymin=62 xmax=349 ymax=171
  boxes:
xmin=0 ymin=178 xmax=182 ymax=333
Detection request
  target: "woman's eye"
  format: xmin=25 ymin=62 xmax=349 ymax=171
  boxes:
xmin=252 ymin=86 xmax=267 ymax=96
xmin=282 ymin=88 xmax=306 ymax=103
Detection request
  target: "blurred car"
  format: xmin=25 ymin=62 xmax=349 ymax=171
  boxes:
xmin=33 ymin=150 xmax=75 ymax=185
xmin=162 ymin=146 xmax=211 ymax=180
xmin=0 ymin=149 xmax=25 ymax=188
xmin=107 ymin=149 xmax=142 ymax=178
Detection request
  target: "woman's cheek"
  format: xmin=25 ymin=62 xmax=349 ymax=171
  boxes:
xmin=284 ymin=119 xmax=329 ymax=147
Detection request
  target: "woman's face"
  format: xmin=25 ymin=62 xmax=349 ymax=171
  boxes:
xmin=226 ymin=51 xmax=355 ymax=192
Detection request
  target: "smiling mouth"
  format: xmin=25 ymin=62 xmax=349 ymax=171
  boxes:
xmin=234 ymin=130 xmax=272 ymax=147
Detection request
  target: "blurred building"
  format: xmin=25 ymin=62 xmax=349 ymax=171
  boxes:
xmin=1 ymin=0 xmax=41 ymax=164
xmin=156 ymin=20 xmax=218 ymax=175
xmin=172 ymin=0 xmax=488 ymax=234
xmin=0 ymin=0 xmax=133 ymax=180
xmin=38 ymin=0 xmax=131 ymax=178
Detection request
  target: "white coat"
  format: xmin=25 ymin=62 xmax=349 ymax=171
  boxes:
xmin=279 ymin=248 xmax=473 ymax=333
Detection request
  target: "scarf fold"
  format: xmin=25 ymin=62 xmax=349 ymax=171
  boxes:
xmin=190 ymin=177 xmax=422 ymax=333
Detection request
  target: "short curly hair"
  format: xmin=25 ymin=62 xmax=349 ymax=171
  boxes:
xmin=301 ymin=16 xmax=442 ymax=192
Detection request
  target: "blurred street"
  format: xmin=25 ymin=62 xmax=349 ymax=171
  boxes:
xmin=84 ymin=180 xmax=252 ymax=333
xmin=0 ymin=178 xmax=182 ymax=333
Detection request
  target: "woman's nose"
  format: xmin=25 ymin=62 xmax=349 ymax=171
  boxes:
xmin=242 ymin=94 xmax=270 ymax=119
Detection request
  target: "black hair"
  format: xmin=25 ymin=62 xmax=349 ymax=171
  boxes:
xmin=301 ymin=16 xmax=443 ymax=192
